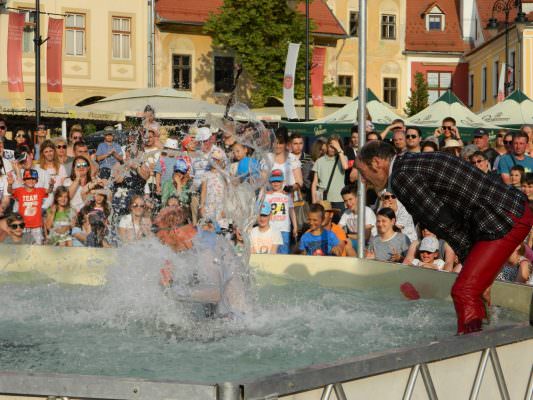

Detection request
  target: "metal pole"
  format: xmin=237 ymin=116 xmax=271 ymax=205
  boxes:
xmin=304 ymin=0 xmax=310 ymax=121
xmin=34 ymin=0 xmax=41 ymax=127
xmin=504 ymin=11 xmax=509 ymax=96
xmin=147 ymin=0 xmax=153 ymax=87
xmin=357 ymin=0 xmax=367 ymax=259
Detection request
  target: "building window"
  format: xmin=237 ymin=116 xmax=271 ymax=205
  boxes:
xmin=214 ymin=56 xmax=234 ymax=93
xmin=381 ymin=14 xmax=396 ymax=40
xmin=427 ymin=71 xmax=452 ymax=103
xmin=428 ymin=14 xmax=442 ymax=30
xmin=383 ymin=78 xmax=398 ymax=107
xmin=112 ymin=17 xmax=131 ymax=60
xmin=349 ymin=11 xmax=359 ymax=37
xmin=468 ymin=74 xmax=474 ymax=107
xmin=173 ymin=55 xmax=191 ymax=91
xmin=492 ymin=60 xmax=499 ymax=98
xmin=65 ymin=13 xmax=85 ymax=56
xmin=338 ymin=75 xmax=353 ymax=97
xmin=21 ymin=9 xmax=36 ymax=53
xmin=482 ymin=66 xmax=487 ymax=103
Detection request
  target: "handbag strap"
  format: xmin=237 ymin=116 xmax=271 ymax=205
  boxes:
xmin=324 ymin=155 xmax=339 ymax=195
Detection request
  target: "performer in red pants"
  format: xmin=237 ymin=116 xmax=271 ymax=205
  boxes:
xmin=355 ymin=141 xmax=533 ymax=334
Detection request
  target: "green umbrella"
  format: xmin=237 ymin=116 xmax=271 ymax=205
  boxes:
xmin=281 ymin=89 xmax=403 ymax=137
xmin=478 ymin=90 xmax=533 ymax=130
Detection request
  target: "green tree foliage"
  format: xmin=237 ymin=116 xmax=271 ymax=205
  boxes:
xmin=204 ymin=0 xmax=310 ymax=107
xmin=404 ymin=72 xmax=429 ymax=116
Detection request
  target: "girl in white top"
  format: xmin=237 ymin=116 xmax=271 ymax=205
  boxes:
xmin=63 ymin=156 xmax=94 ymax=212
xmin=264 ymin=129 xmax=302 ymax=188
xmin=410 ymin=236 xmax=445 ymax=270
xmin=118 ymin=195 xmax=152 ymax=242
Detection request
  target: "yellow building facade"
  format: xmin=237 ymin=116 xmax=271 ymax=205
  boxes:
xmin=465 ymin=24 xmax=533 ymax=113
xmin=325 ymin=0 xmax=408 ymax=115
xmin=0 ymin=0 xmax=149 ymax=106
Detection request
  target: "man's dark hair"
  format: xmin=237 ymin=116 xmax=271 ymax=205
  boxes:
xmin=308 ymin=203 xmax=325 ymax=219
xmin=420 ymin=140 xmax=439 ymax=151
xmin=510 ymin=165 xmax=525 ymax=174
xmin=392 ymin=119 xmax=405 ymax=126
xmin=73 ymin=140 xmax=88 ymax=151
xmin=366 ymin=132 xmax=381 ymax=141
xmin=524 ymin=172 xmax=533 ymax=185
xmin=289 ymin=133 xmax=303 ymax=142
xmin=0 ymin=118 xmax=7 ymax=126
xmin=442 ymin=116 xmax=456 ymax=125
xmin=513 ymin=131 xmax=529 ymax=141
xmin=358 ymin=141 xmax=396 ymax=164
xmin=341 ymin=184 xmax=357 ymax=197
xmin=469 ymin=151 xmax=488 ymax=161
xmin=350 ymin=125 xmax=359 ymax=134
xmin=275 ymin=126 xmax=289 ymax=144
xmin=405 ymin=126 xmax=421 ymax=137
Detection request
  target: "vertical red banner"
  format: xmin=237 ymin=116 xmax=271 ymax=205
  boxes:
xmin=47 ymin=18 xmax=64 ymax=107
xmin=7 ymin=12 xmax=25 ymax=108
xmin=310 ymin=47 xmax=326 ymax=107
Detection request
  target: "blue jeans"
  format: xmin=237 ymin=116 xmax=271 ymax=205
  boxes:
xmin=277 ymin=231 xmax=290 ymax=254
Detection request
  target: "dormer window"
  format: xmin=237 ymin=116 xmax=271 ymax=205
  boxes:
xmin=423 ymin=4 xmax=445 ymax=31
xmin=428 ymin=14 xmax=442 ymax=30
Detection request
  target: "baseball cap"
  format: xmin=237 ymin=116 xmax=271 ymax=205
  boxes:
xmin=195 ymin=127 xmax=212 ymax=142
xmin=173 ymin=157 xmax=190 ymax=174
xmin=164 ymin=138 xmax=179 ymax=150
xmin=419 ymin=237 xmax=439 ymax=253
xmin=23 ymin=169 xmax=39 ymax=180
xmin=269 ymin=169 xmax=284 ymax=182
xmin=473 ymin=128 xmax=488 ymax=137
xmin=259 ymin=202 xmax=272 ymax=216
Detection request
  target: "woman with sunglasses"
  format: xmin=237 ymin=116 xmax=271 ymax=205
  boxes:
xmin=118 ymin=194 xmax=152 ymax=242
xmin=2 ymin=213 xmax=33 ymax=245
xmin=39 ymin=140 xmax=67 ymax=190
xmin=13 ymin=129 xmax=32 ymax=152
xmin=67 ymin=125 xmax=84 ymax=158
xmin=63 ymin=156 xmax=94 ymax=212
xmin=375 ymin=191 xmax=417 ymax=242
xmin=53 ymin=138 xmax=73 ymax=174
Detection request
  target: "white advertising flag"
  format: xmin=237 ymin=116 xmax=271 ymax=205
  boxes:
xmin=497 ymin=63 xmax=506 ymax=102
xmin=283 ymin=43 xmax=300 ymax=120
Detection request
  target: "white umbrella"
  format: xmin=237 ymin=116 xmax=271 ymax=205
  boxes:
xmin=83 ymin=87 xmax=225 ymax=119
xmin=478 ymin=90 xmax=533 ymax=129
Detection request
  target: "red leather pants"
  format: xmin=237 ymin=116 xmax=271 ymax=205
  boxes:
xmin=451 ymin=203 xmax=533 ymax=334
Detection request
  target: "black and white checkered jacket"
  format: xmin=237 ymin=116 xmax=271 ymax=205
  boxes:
xmin=391 ymin=152 xmax=527 ymax=261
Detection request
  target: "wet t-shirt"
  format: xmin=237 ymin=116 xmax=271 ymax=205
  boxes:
xmin=299 ymin=229 xmax=339 ymax=256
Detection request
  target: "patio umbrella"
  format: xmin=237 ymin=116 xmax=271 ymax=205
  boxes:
xmin=478 ymin=90 xmax=533 ymax=130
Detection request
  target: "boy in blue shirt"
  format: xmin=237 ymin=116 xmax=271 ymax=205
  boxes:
xmin=299 ymin=203 xmax=342 ymax=256
xmin=95 ymin=127 xmax=123 ymax=179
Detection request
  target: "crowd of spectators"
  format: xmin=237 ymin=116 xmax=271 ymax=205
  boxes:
xmin=0 ymin=112 xmax=532 ymax=286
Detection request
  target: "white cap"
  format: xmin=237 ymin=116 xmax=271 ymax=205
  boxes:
xmin=163 ymin=138 xmax=179 ymax=150
xmin=419 ymin=237 xmax=439 ymax=253
xmin=196 ymin=127 xmax=212 ymax=142
xmin=443 ymin=139 xmax=462 ymax=149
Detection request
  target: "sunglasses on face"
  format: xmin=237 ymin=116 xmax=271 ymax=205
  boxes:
xmin=56 ymin=144 xmax=67 ymax=149
xmin=381 ymin=194 xmax=396 ymax=200
xmin=471 ymin=159 xmax=486 ymax=165
xmin=441 ymin=126 xmax=453 ymax=131
xmin=405 ymin=134 xmax=418 ymax=139
xmin=72 ymin=136 xmax=82 ymax=140
xmin=15 ymin=134 xmax=25 ymax=138
xmin=75 ymin=162 xmax=89 ymax=168
xmin=131 ymin=204 xmax=145 ymax=208
xmin=0 ymin=126 xmax=6 ymax=130
xmin=504 ymin=140 xmax=513 ymax=145
xmin=23 ymin=177 xmax=36 ymax=181
xmin=9 ymin=222 xmax=25 ymax=229
xmin=497 ymin=134 xmax=505 ymax=138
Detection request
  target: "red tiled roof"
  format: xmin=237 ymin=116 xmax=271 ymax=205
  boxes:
xmin=156 ymin=0 xmax=346 ymax=36
xmin=405 ymin=0 xmax=469 ymax=53
xmin=477 ymin=0 xmax=533 ymax=41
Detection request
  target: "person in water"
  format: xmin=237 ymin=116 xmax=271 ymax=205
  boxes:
xmin=154 ymin=206 xmax=249 ymax=318
xmin=355 ymin=141 xmax=533 ymax=335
